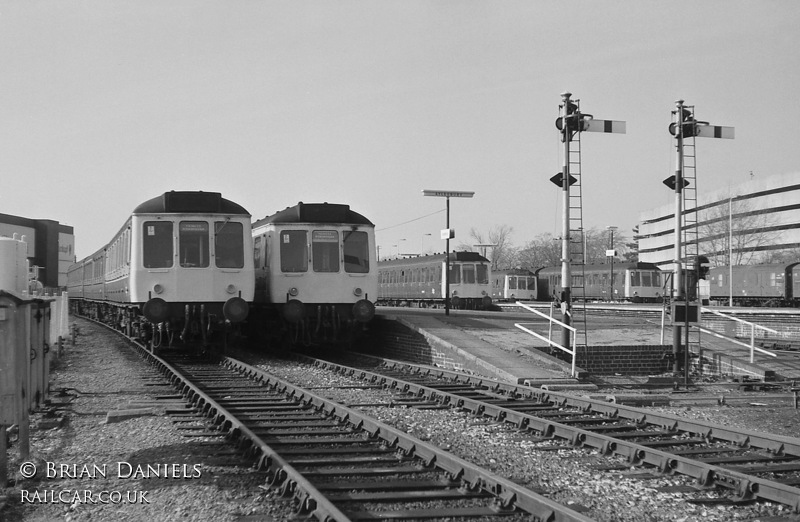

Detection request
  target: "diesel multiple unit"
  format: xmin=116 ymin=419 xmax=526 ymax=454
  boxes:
xmin=67 ymin=191 xmax=254 ymax=347
xmin=251 ymin=202 xmax=377 ymax=345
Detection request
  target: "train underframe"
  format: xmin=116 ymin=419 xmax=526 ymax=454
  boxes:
xmin=249 ymin=301 xmax=374 ymax=349
xmin=377 ymin=296 xmax=493 ymax=310
xmin=708 ymin=296 xmax=798 ymax=308
xmin=69 ymin=298 xmax=242 ymax=351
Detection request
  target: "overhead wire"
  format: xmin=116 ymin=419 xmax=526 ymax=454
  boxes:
xmin=375 ymin=208 xmax=445 ymax=232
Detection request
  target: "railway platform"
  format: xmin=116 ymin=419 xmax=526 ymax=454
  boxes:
xmin=375 ymin=305 xmax=800 ymax=385
xmin=373 ymin=308 xmax=584 ymax=386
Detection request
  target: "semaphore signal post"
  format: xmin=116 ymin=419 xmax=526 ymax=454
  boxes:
xmin=553 ymin=92 xmax=625 ymax=349
xmin=665 ymin=99 xmax=733 ymax=382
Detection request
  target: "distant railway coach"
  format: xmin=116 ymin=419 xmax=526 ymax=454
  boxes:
xmin=67 ymin=191 xmax=255 ymax=349
xmin=378 ymin=252 xmax=493 ymax=309
xmin=708 ymin=262 xmax=800 ymax=306
xmin=537 ymin=262 xmax=663 ymax=302
xmin=251 ymin=202 xmax=377 ymax=344
xmin=491 ymin=268 xmax=537 ymax=301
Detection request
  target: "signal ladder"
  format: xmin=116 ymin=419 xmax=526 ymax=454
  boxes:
xmin=680 ymin=105 xmax=702 ymax=360
xmin=554 ymin=93 xmax=626 ymax=350
xmin=566 ymin=115 xmax=588 ymax=348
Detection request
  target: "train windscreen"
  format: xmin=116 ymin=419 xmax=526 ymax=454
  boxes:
xmin=312 ymin=230 xmax=339 ymax=272
xmin=143 ymin=221 xmax=173 ymax=268
xmin=214 ymin=221 xmax=244 ymax=268
xmin=179 ymin=222 xmax=210 ymax=268
xmin=280 ymin=230 xmax=308 ymax=272
xmin=343 ymin=231 xmax=369 ymax=273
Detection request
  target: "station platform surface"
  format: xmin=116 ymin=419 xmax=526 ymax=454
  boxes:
xmin=377 ymin=308 xmax=580 ymax=384
xmin=377 ymin=306 xmax=800 ymax=384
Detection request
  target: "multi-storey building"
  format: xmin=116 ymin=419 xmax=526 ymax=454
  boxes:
xmin=638 ymin=172 xmax=800 ymax=268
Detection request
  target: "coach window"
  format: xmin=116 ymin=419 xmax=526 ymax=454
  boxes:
xmin=179 ymin=222 xmax=210 ymax=268
xmin=312 ymin=230 xmax=340 ymax=272
xmin=343 ymin=231 xmax=369 ymax=273
xmin=477 ymin=264 xmax=488 ymax=284
xmin=449 ymin=264 xmax=461 ymax=284
xmin=631 ymin=271 xmax=641 ymax=287
xmin=280 ymin=230 xmax=308 ymax=272
xmin=215 ymin=221 xmax=244 ymax=268
xmin=143 ymin=221 xmax=173 ymax=268
xmin=462 ymin=264 xmax=474 ymax=284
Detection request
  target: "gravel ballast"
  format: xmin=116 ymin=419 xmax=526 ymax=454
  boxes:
xmin=3 ymin=318 xmax=800 ymax=521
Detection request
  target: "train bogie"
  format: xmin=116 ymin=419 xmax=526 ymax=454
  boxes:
xmin=251 ymin=202 xmax=377 ymax=344
xmin=378 ymin=252 xmax=493 ymax=309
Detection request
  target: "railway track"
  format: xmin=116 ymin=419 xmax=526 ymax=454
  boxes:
xmin=126 ymin=344 xmax=596 ymax=521
xmin=298 ymin=352 xmax=800 ymax=513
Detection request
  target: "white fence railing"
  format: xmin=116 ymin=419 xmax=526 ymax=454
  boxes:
xmin=700 ymin=307 xmax=779 ymax=363
xmin=513 ymin=301 xmax=578 ymax=377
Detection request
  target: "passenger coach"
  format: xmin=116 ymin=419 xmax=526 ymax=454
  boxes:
xmin=491 ymin=268 xmax=538 ymax=301
xmin=67 ymin=191 xmax=254 ymax=347
xmin=708 ymin=262 xmax=800 ymax=307
xmin=378 ymin=251 xmax=493 ymax=309
xmin=537 ymin=262 xmax=663 ymax=302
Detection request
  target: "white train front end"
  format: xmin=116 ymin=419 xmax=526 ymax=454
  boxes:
xmin=252 ymin=203 xmax=377 ymax=343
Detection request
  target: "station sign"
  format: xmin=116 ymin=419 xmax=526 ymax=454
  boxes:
xmin=422 ymin=190 xmax=475 ymax=198
xmin=441 ymin=229 xmax=455 ymax=240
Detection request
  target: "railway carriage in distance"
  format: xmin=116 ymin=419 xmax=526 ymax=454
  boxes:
xmin=67 ymin=191 xmax=255 ymax=348
xmin=708 ymin=262 xmax=800 ymax=306
xmin=491 ymin=268 xmax=538 ymax=301
xmin=251 ymin=202 xmax=377 ymax=344
xmin=537 ymin=262 xmax=664 ymax=303
xmin=378 ymin=251 xmax=493 ymax=309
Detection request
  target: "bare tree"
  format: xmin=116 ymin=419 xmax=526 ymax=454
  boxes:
xmin=516 ymin=232 xmax=562 ymax=269
xmin=699 ymin=195 xmax=780 ymax=266
xmin=462 ymin=225 xmax=517 ymax=269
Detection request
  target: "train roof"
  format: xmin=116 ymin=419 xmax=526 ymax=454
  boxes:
xmin=493 ymin=268 xmax=535 ymax=276
xmin=378 ymin=251 xmax=490 ymax=267
xmin=537 ymin=262 xmax=661 ymax=275
xmin=133 ymin=191 xmax=249 ymax=216
xmin=253 ymin=202 xmax=373 ymax=227
xmin=710 ymin=262 xmax=800 ymax=270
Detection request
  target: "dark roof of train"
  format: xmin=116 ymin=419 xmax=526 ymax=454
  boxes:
xmin=378 ymin=251 xmax=490 ymax=267
xmin=493 ymin=268 xmax=535 ymax=276
xmin=537 ymin=262 xmax=661 ymax=275
xmin=253 ymin=202 xmax=373 ymax=227
xmin=133 ymin=191 xmax=249 ymax=215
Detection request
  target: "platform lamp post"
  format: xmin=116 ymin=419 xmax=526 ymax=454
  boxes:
xmin=606 ymin=226 xmax=618 ymax=302
xmin=422 ymin=189 xmax=475 ymax=316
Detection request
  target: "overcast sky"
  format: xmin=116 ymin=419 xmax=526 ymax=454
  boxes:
xmin=2 ymin=1 xmax=798 ymax=260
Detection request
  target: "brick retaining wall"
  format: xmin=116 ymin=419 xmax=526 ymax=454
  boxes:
xmin=362 ymin=317 xmax=675 ymax=377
